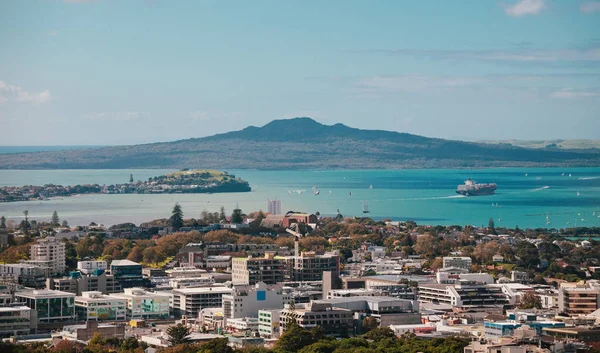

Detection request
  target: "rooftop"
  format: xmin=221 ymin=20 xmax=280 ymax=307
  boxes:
xmin=110 ymin=259 xmax=141 ymax=266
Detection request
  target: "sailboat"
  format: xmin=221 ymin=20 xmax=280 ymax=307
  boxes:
xmin=362 ymin=201 xmax=370 ymax=214
xmin=369 ymin=184 xmax=373 ymax=189
xmin=313 ymin=186 xmax=320 ymax=195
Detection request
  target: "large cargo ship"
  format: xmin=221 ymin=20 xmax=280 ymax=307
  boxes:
xmin=456 ymin=179 xmax=497 ymax=196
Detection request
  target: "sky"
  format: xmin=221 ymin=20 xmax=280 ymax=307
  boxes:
xmin=0 ymin=0 xmax=599 ymax=145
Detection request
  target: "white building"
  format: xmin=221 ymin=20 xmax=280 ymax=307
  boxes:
xmin=222 ymin=282 xmax=290 ymax=320
xmin=266 ymin=199 xmax=281 ymax=215
xmin=226 ymin=317 xmax=259 ymax=333
xmin=26 ymin=237 xmax=66 ymax=275
xmin=172 ymin=286 xmax=233 ymax=318
xmin=258 ymin=309 xmax=281 ymax=338
xmin=205 ymin=256 xmax=232 ymax=269
xmin=442 ymin=257 xmax=472 ymax=271
xmin=77 ymin=260 xmax=107 ymax=275
xmin=437 ymin=272 xmax=494 ymax=285
xmin=75 ymin=291 xmax=127 ymax=322
xmin=109 ymin=288 xmax=170 ymax=319
xmin=0 ymin=306 xmax=35 ymax=337
xmin=0 ymin=263 xmax=46 ymax=288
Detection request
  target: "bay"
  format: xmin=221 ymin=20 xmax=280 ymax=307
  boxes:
xmin=0 ymin=168 xmax=599 ymax=229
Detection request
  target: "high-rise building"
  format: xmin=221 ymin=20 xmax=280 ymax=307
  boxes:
xmin=285 ymin=251 xmax=340 ymax=282
xmin=267 ymin=200 xmax=281 ymax=215
xmin=232 ymin=252 xmax=286 ymax=285
xmin=25 ymin=237 xmax=66 ymax=275
xmin=221 ymin=282 xmax=291 ymax=320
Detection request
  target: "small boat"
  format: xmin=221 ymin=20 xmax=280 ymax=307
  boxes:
xmin=349 ymin=192 xmax=352 ymax=196
xmin=577 ymin=191 xmax=580 ymax=196
xmin=369 ymin=184 xmax=373 ymax=189
xmin=561 ymin=173 xmax=565 ymax=176
xmin=362 ymin=201 xmax=370 ymax=214
xmin=525 ymin=173 xmax=528 ymax=177
xmin=313 ymin=186 xmax=319 ymax=195
xmin=569 ymin=174 xmax=572 ymax=177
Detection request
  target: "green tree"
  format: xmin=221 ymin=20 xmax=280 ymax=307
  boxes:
xmin=169 ymin=203 xmax=184 ymax=231
xmin=0 ymin=216 xmax=6 ymax=230
xmin=250 ymin=210 xmax=266 ymax=229
xmin=61 ymin=220 xmax=69 ymax=228
xmin=166 ymin=324 xmax=191 ymax=346
xmin=197 ymin=338 xmax=233 ymax=353
xmin=231 ymin=208 xmax=243 ymax=224
xmin=363 ymin=327 xmax=396 ymax=341
xmin=143 ymin=247 xmax=166 ymax=266
xmin=219 ymin=206 xmax=227 ymax=222
xmin=51 ymin=211 xmax=60 ymax=226
xmin=488 ymin=218 xmax=496 ymax=234
xmin=22 ymin=210 xmax=29 ymax=234
xmin=129 ymin=174 xmax=134 ymax=183
xmin=276 ymin=322 xmax=319 ymax=353
xmin=516 ymin=241 xmax=540 ymax=269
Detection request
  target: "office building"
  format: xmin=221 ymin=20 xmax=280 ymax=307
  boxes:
xmin=232 ymin=253 xmax=286 ymax=285
xmin=46 ymin=272 xmax=122 ymax=295
xmin=315 ymin=296 xmax=420 ymax=327
xmin=0 ymin=306 xmax=34 ymax=338
xmin=27 ymin=237 xmax=66 ymax=275
xmin=53 ymin=321 xmax=125 ymax=341
xmin=171 ymin=286 xmax=233 ymax=318
xmin=442 ymin=257 xmax=472 ymax=271
xmin=558 ymin=282 xmax=600 ymax=315
xmin=110 ymin=259 xmax=145 ymax=288
xmin=110 ymin=288 xmax=170 ymax=320
xmin=266 ymin=200 xmax=281 ymax=215
xmin=280 ymin=302 xmax=354 ymax=336
xmin=75 ymin=291 xmax=127 ymax=321
xmin=258 ymin=309 xmax=281 ymax=338
xmin=0 ymin=263 xmax=46 ymax=289
xmin=222 ymin=282 xmax=291 ymax=320
xmin=77 ymin=260 xmax=107 ymax=275
xmin=419 ymin=281 xmax=508 ymax=313
xmin=15 ymin=289 xmax=76 ymax=325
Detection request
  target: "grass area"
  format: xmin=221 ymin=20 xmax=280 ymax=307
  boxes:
xmin=142 ymin=256 xmax=174 ymax=269
xmin=163 ymin=169 xmax=235 ymax=182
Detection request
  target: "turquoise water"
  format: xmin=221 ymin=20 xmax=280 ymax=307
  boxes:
xmin=0 ymin=168 xmax=599 ymax=228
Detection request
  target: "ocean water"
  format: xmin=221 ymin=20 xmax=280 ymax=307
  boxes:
xmin=0 ymin=168 xmax=599 ymax=229
xmin=0 ymin=146 xmax=104 ymax=154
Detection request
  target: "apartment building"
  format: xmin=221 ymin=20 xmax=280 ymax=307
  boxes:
xmin=0 ymin=263 xmax=46 ymax=289
xmin=222 ymin=282 xmax=291 ymax=320
xmin=280 ymin=302 xmax=354 ymax=336
xmin=266 ymin=199 xmax=281 ymax=215
xmin=26 ymin=237 xmax=66 ymax=275
xmin=285 ymin=251 xmax=340 ymax=282
xmin=0 ymin=306 xmax=34 ymax=337
xmin=558 ymin=281 xmax=600 ymax=315
xmin=77 ymin=260 xmax=107 ymax=274
xmin=75 ymin=291 xmax=127 ymax=321
xmin=442 ymin=256 xmax=472 ymax=271
xmin=171 ymin=286 xmax=233 ymax=318
xmin=46 ymin=272 xmax=122 ymax=295
xmin=232 ymin=252 xmax=286 ymax=285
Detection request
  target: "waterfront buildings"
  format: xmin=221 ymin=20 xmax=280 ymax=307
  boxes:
xmin=74 ymin=291 xmax=127 ymax=321
xmin=266 ymin=199 xmax=281 ymax=215
xmin=109 ymin=288 xmax=170 ymax=319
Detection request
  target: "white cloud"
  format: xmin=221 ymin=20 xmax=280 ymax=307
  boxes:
xmin=0 ymin=81 xmax=51 ymax=104
xmin=352 ymin=75 xmax=485 ymax=94
xmin=581 ymin=2 xmax=600 ymax=13
xmin=550 ymin=89 xmax=600 ymax=99
xmin=504 ymin=0 xmax=546 ymax=17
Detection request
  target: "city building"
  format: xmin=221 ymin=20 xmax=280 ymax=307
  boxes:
xmin=109 ymin=288 xmax=170 ymax=320
xmin=0 ymin=263 xmax=46 ymax=289
xmin=542 ymin=327 xmax=600 ymax=344
xmin=442 ymin=257 xmax=472 ymax=271
xmin=419 ymin=281 xmax=508 ymax=316
xmin=75 ymin=291 xmax=127 ymax=321
xmin=15 ymin=289 xmax=76 ymax=326
xmin=77 ymin=260 xmax=107 ymax=275
xmin=205 ymin=256 xmax=232 ymax=269
xmin=258 ymin=309 xmax=281 ymax=338
xmin=280 ymin=301 xmax=354 ymax=336
xmin=171 ymin=286 xmax=233 ymax=318
xmin=232 ymin=252 xmax=286 ymax=285
xmin=315 ymin=296 xmax=421 ymax=327
xmin=225 ymin=317 xmax=259 ymax=333
xmin=222 ymin=282 xmax=291 ymax=320
xmin=53 ymin=321 xmax=125 ymax=341
xmin=285 ymin=251 xmax=340 ymax=282
xmin=110 ymin=259 xmax=145 ymax=288
xmin=46 ymin=271 xmax=122 ymax=295
xmin=282 ymin=212 xmax=318 ymax=228
xmin=0 ymin=306 xmax=35 ymax=338
xmin=25 ymin=237 xmax=66 ymax=275
xmin=177 ymin=243 xmax=205 ymax=268
xmin=558 ymin=282 xmax=600 ymax=315
xmin=266 ymin=199 xmax=281 ymax=215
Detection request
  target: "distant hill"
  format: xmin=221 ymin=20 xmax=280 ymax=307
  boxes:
xmin=479 ymin=139 xmax=600 ymax=150
xmin=1 ymin=117 xmax=599 ymax=169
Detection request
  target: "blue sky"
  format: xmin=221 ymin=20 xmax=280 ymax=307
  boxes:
xmin=0 ymin=0 xmax=599 ymax=145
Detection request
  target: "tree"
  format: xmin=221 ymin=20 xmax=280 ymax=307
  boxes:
xmin=196 ymin=338 xmax=233 ymax=353
xmin=169 ymin=203 xmax=184 ymax=231
xmin=219 ymin=206 xmax=227 ymax=222
xmin=51 ymin=211 xmax=60 ymax=226
xmin=231 ymin=208 xmax=243 ymax=224
xmin=518 ymin=291 xmax=542 ymax=309
xmin=61 ymin=220 xmax=69 ymax=228
xmin=516 ymin=241 xmax=540 ymax=269
xmin=127 ymin=246 xmax=144 ymax=263
xmin=361 ymin=316 xmax=379 ymax=333
xmin=166 ymin=324 xmax=191 ymax=346
xmin=22 ymin=210 xmax=29 ymax=234
xmin=488 ymin=218 xmax=496 ymax=234
xmin=363 ymin=327 xmax=396 ymax=341
xmin=250 ymin=210 xmax=266 ymax=229
xmin=143 ymin=247 xmax=166 ymax=266
xmin=0 ymin=216 xmax=5 ymax=230
xmin=275 ymin=322 xmax=318 ymax=353
xmin=129 ymin=174 xmax=134 ymax=183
